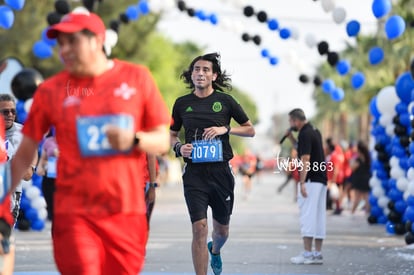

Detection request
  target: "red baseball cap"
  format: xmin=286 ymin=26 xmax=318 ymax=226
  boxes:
xmin=46 ymin=12 xmax=106 ymax=39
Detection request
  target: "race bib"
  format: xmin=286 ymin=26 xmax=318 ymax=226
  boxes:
xmin=76 ymin=114 xmax=134 ymax=157
xmin=191 ymin=139 xmax=223 ymax=163
xmin=0 ymin=162 xmax=11 ymax=203
xmin=46 ymin=156 xmax=57 ymax=178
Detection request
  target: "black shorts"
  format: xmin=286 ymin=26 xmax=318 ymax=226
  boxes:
xmin=182 ymin=162 xmax=235 ymax=225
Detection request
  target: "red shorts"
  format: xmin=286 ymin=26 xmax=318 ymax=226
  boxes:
xmin=52 ymin=213 xmax=148 ymax=275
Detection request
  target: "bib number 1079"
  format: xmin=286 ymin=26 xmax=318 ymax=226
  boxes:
xmin=191 ymin=140 xmax=223 ymax=163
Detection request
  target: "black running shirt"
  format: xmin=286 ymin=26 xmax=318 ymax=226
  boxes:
xmin=170 ymin=91 xmax=249 ymax=162
xmin=297 ymin=123 xmax=328 ymax=185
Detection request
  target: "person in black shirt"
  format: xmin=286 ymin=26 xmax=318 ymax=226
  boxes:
xmin=284 ymin=108 xmax=327 ymax=265
xmin=170 ymin=52 xmax=255 ymax=275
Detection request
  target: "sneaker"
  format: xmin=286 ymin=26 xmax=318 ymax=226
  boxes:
xmin=290 ymin=252 xmax=313 ymax=264
xmin=304 ymin=254 xmax=323 ymax=265
xmin=208 ymin=241 xmax=222 ymax=275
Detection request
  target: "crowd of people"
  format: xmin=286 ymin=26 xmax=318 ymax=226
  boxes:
xmin=0 ymin=10 xmax=374 ymax=275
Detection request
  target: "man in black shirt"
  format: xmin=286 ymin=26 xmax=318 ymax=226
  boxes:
xmin=284 ymin=108 xmax=327 ymax=265
xmin=170 ymin=52 xmax=255 ymax=275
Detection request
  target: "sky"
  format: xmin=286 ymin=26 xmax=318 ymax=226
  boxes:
xmin=156 ymin=0 xmax=378 ymax=132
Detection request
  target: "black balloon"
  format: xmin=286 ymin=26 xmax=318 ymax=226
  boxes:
xmin=109 ymin=20 xmax=120 ymax=33
xmin=394 ymin=125 xmax=407 ymax=136
xmin=55 ymin=0 xmax=70 ymax=14
xmin=393 ymin=115 xmax=401 ymax=125
xmin=405 ymin=232 xmax=414 ymax=245
xmin=387 ymin=210 xmax=401 ymax=223
xmin=377 ymin=151 xmax=389 ymax=162
xmin=317 ymin=41 xmax=329 ymax=55
xmin=388 ymin=201 xmax=395 ymax=211
xmin=119 ymin=13 xmax=129 ymax=24
xmin=241 ymin=33 xmax=250 ymax=42
xmin=394 ymin=223 xmax=407 ymax=235
xmin=177 ymin=0 xmax=186 ymax=11
xmin=252 ymin=35 xmax=261 ymax=45
xmin=11 ymin=68 xmax=44 ymax=101
xmin=82 ymin=0 xmax=95 ymax=11
xmin=374 ymin=143 xmax=385 ymax=152
xmin=405 ymin=220 xmax=412 ymax=232
xmin=313 ymin=76 xmax=322 ymax=86
xmin=46 ymin=11 xmax=62 ymax=26
xmin=257 ymin=11 xmax=267 ymax=23
xmin=187 ymin=8 xmax=195 ymax=17
xmin=299 ymin=74 xmax=309 ymax=83
xmin=327 ymin=51 xmax=339 ymax=66
xmin=243 ymin=6 xmax=254 ymax=17
xmin=367 ymin=215 xmax=377 ymax=224
xmin=400 ymin=135 xmax=410 ymax=147
xmin=410 ymin=58 xmax=414 ymax=79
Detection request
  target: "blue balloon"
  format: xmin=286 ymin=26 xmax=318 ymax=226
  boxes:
xmin=195 ymin=10 xmax=207 ymax=21
xmin=369 ymin=194 xmax=378 ymax=207
xmin=31 ymin=219 xmax=45 ymax=231
xmin=385 ymin=15 xmax=406 ymax=40
xmin=399 ymin=113 xmax=411 ymax=127
xmin=5 ymin=0 xmax=25 ymax=10
xmin=125 ymin=5 xmax=139 ymax=20
xmin=369 ymin=96 xmax=381 ymax=117
xmin=261 ymin=49 xmax=269 ymax=57
xmin=322 ymin=79 xmax=335 ymax=93
xmin=32 ymin=40 xmax=53 ymax=59
xmin=269 ymin=56 xmax=278 ymax=66
xmin=395 ymin=200 xmax=408 ymax=214
xmin=279 ymin=28 xmax=291 ymax=39
xmin=336 ymin=60 xmax=351 ymax=76
xmin=331 ymin=87 xmax=345 ymax=101
xmin=19 ymin=197 xmax=30 ymax=211
xmin=138 ymin=1 xmax=150 ymax=15
xmin=371 ymin=206 xmax=383 ymax=217
xmin=25 ymin=208 xmax=38 ymax=222
xmin=377 ymin=215 xmax=388 ymax=224
xmin=209 ymin=14 xmax=218 ymax=25
xmin=386 ymin=221 xmax=395 ymax=234
xmin=404 ymin=206 xmax=414 ymax=221
xmin=407 ymin=196 xmax=414 ymax=206
xmin=351 ymin=72 xmax=365 ymax=90
xmin=372 ymin=0 xmax=392 ymax=19
xmin=395 ymin=72 xmax=414 ymax=104
xmin=41 ymin=28 xmax=57 ymax=47
xmin=368 ymin=46 xmax=384 ymax=65
xmin=346 ymin=20 xmax=360 ymax=37
xmin=268 ymin=18 xmax=278 ymax=31
xmin=0 ymin=5 xmax=14 ymax=29
xmin=395 ymin=102 xmax=408 ymax=114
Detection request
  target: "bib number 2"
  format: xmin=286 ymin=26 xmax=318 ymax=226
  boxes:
xmin=77 ymin=114 xmax=134 ymax=157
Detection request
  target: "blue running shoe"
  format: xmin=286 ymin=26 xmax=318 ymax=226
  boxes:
xmin=208 ymin=241 xmax=222 ymax=275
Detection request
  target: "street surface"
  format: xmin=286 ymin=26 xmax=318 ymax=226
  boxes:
xmin=12 ymin=172 xmax=414 ymax=275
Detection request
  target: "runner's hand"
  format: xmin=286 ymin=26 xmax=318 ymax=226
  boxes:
xmin=105 ymin=125 xmax=134 ymax=151
xmin=203 ymin=126 xmax=227 ymax=140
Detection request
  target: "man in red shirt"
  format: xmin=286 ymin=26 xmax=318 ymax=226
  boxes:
xmin=10 ymin=11 xmax=170 ymax=275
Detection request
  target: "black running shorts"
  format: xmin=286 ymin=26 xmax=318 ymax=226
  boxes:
xmin=182 ymin=162 xmax=235 ymax=225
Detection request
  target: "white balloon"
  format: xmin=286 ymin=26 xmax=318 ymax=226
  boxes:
xmin=305 ymin=33 xmax=317 ymax=48
xmin=369 ymin=176 xmax=381 ymax=188
xmin=289 ymin=26 xmax=300 ymax=40
xmin=377 ymin=195 xmax=390 ymax=208
xmin=148 ymin=0 xmax=162 ymax=13
xmin=397 ymin=177 xmax=409 ymax=192
xmin=385 ymin=124 xmax=395 ymax=136
xmin=390 ymin=166 xmax=405 ymax=179
xmin=232 ymin=0 xmax=248 ymax=8
xmin=105 ymin=29 xmax=118 ymax=47
xmin=408 ymin=180 xmax=414 ymax=195
xmin=24 ymin=98 xmax=33 ymax=113
xmin=372 ymin=186 xmax=385 ymax=197
xmin=332 ymin=7 xmax=346 ymax=24
xmin=72 ymin=7 xmax=90 ymax=14
xmin=25 ymin=186 xmax=40 ymax=200
xmin=376 ymin=86 xmax=399 ymax=116
xmin=389 ymin=156 xmax=400 ymax=168
xmin=379 ymin=113 xmax=393 ymax=127
xmin=383 ymin=207 xmax=390 ymax=215
xmin=407 ymin=168 xmax=414 ymax=181
xmin=31 ymin=196 xmax=47 ymax=210
xmin=37 ymin=208 xmax=48 ymax=221
xmin=321 ymin=0 xmax=336 ymax=13
xmin=404 ymin=190 xmax=411 ymax=201
xmin=21 ymin=179 xmax=32 ymax=190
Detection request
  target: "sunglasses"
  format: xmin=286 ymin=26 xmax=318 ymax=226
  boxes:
xmin=0 ymin=109 xmax=16 ymax=116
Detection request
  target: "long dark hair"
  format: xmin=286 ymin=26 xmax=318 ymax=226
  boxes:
xmin=357 ymin=140 xmax=371 ymax=167
xmin=180 ymin=52 xmax=232 ymax=92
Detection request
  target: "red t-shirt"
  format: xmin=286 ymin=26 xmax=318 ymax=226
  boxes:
xmin=22 ymin=59 xmax=170 ymax=216
xmin=327 ymin=145 xmax=345 ymax=184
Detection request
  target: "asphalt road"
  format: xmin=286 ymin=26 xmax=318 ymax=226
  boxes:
xmin=12 ymin=171 xmax=414 ymax=275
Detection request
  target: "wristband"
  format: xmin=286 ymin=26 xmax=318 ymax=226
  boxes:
xmin=148 ymin=182 xmax=158 ymax=188
xmin=224 ymin=125 xmax=231 ymax=134
xmin=173 ymin=142 xmax=182 ymax=157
